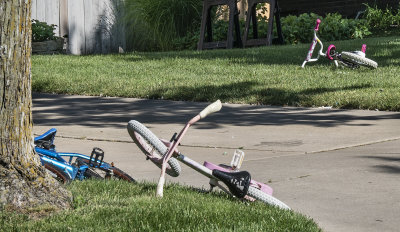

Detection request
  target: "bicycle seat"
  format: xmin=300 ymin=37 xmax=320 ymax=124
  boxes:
xmin=212 ymin=169 xmax=251 ymax=198
xmin=204 ymin=161 xmax=233 ymax=172
xmin=34 ymin=128 xmax=57 ymax=150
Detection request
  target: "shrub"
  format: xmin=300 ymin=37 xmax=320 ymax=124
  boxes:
xmin=172 ymin=30 xmax=200 ymax=50
xmin=123 ymin=3 xmax=392 ymax=51
xmin=197 ymin=11 xmax=372 ymax=47
xmin=124 ymin=0 xmax=202 ymax=51
xmin=31 ymin=20 xmax=57 ymax=42
xmin=363 ymin=3 xmax=400 ymax=34
xmin=280 ymin=13 xmax=371 ymax=45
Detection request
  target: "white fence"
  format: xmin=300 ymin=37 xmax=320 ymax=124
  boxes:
xmin=31 ymin=0 xmax=125 ymax=55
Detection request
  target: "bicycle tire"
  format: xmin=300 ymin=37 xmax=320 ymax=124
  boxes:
xmin=44 ymin=163 xmax=72 ymax=184
xmin=341 ymin=52 xmax=378 ymax=69
xmin=110 ymin=166 xmax=136 ymax=182
xmin=127 ymin=120 xmax=181 ymax=177
xmin=75 ymin=158 xmax=103 ymax=179
xmin=247 ymin=186 xmax=291 ymax=210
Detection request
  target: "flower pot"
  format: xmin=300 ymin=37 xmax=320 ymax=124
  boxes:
xmin=32 ymin=38 xmax=65 ymax=54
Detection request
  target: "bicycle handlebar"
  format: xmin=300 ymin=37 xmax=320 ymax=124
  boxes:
xmin=199 ymin=100 xmax=222 ymax=119
xmin=314 ymin=19 xmax=321 ymax=31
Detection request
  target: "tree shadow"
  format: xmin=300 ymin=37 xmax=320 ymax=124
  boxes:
xmin=32 ymin=91 xmax=400 ymax=130
xmin=373 ymin=165 xmax=400 ymax=174
xmin=112 ymin=44 xmax=318 ymax=66
xmin=366 ymin=41 xmax=400 ymax=67
xmin=142 ymin=80 xmax=373 ymax=107
xmin=360 ymin=155 xmax=400 ymax=175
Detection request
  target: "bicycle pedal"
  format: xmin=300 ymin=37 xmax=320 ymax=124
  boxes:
xmin=105 ymin=170 xmax=113 ymax=179
xmin=89 ymin=147 xmax=104 ymax=168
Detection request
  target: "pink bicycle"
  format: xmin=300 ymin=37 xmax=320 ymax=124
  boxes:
xmin=301 ymin=19 xmax=378 ymax=69
xmin=127 ymin=100 xmax=290 ymax=210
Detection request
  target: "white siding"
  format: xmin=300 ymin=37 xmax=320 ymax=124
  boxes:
xmin=31 ymin=0 xmax=125 ymax=55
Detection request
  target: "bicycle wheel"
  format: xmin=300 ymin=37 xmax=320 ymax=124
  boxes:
xmin=341 ymin=52 xmax=378 ymax=69
xmin=247 ymin=186 xmax=291 ymax=210
xmin=110 ymin=166 xmax=136 ymax=182
xmin=75 ymin=158 xmax=103 ymax=179
xmin=127 ymin=120 xmax=181 ymax=177
xmin=44 ymin=163 xmax=72 ymax=184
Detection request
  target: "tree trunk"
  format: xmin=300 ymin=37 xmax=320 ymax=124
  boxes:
xmin=0 ymin=0 xmax=71 ymax=212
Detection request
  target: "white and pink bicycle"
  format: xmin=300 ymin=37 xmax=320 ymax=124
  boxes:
xmin=301 ymin=19 xmax=378 ymax=69
xmin=127 ymin=100 xmax=290 ymax=210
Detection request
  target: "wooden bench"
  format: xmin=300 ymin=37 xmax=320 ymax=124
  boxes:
xmin=242 ymin=0 xmax=284 ymax=47
xmin=198 ymin=0 xmax=243 ymax=50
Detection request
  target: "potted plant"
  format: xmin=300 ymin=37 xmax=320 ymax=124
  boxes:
xmin=31 ymin=20 xmax=64 ymax=54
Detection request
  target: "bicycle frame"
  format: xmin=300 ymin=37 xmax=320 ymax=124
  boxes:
xmin=301 ymin=18 xmax=376 ymax=70
xmin=156 ymin=100 xmax=274 ymax=198
xmin=36 ymin=147 xmax=78 ymax=179
xmin=156 ymin=100 xmax=222 ymax=197
xmin=176 ymin=154 xmax=240 ymax=196
xmin=34 ymin=128 xmax=114 ymax=181
xmin=36 ymin=148 xmax=113 ymax=180
xmin=129 ymin=100 xmax=290 ymax=209
xmin=301 ymin=19 xmax=339 ymax=68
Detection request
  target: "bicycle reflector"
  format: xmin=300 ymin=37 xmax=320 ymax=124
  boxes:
xmin=231 ymin=149 xmax=245 ymax=170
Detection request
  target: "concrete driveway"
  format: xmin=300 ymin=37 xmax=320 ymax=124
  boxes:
xmin=33 ymin=93 xmax=400 ymax=232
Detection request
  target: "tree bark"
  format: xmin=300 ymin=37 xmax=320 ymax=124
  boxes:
xmin=0 ymin=0 xmax=71 ymax=212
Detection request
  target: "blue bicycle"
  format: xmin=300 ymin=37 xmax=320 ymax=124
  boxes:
xmin=34 ymin=128 xmax=135 ymax=184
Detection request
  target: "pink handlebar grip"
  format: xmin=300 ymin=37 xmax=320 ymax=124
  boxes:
xmin=315 ymin=19 xmax=321 ymax=31
xmin=361 ymin=44 xmax=367 ymax=53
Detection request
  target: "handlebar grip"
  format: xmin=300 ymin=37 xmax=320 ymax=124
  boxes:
xmin=361 ymin=44 xmax=367 ymax=53
xmin=315 ymin=19 xmax=321 ymax=31
xmin=199 ymin=100 xmax=222 ymax=119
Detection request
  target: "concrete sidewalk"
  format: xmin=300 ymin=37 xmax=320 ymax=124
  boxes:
xmin=32 ymin=93 xmax=400 ymax=232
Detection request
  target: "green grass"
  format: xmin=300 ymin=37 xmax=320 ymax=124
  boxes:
xmin=0 ymin=180 xmax=321 ymax=231
xmin=32 ymin=36 xmax=400 ymax=111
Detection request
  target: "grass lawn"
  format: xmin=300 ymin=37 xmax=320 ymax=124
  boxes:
xmin=0 ymin=180 xmax=321 ymax=231
xmin=32 ymin=36 xmax=400 ymax=111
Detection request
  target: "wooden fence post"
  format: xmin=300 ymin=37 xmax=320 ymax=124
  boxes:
xmin=60 ymin=0 xmax=68 ymax=38
xmin=68 ymin=0 xmax=85 ymax=55
xmin=32 ymin=0 xmax=126 ymax=55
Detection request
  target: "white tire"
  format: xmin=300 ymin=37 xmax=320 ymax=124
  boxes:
xmin=247 ymin=186 xmax=291 ymax=210
xmin=341 ymin=51 xmax=378 ymax=69
xmin=127 ymin=120 xmax=181 ymax=177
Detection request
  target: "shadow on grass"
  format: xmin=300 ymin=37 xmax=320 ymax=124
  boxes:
xmin=109 ymin=36 xmax=399 ymax=67
xmin=113 ymin=44 xmax=309 ymax=66
xmin=142 ymin=80 xmax=373 ymax=107
xmin=366 ymin=39 xmax=400 ymax=67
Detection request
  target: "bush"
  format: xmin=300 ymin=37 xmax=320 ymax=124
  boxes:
xmin=363 ymin=3 xmax=400 ymax=34
xmin=31 ymin=20 xmax=57 ymax=42
xmin=187 ymin=11 xmax=371 ymax=47
xmin=124 ymin=3 xmax=397 ymax=51
xmin=124 ymin=0 xmax=202 ymax=51
xmin=280 ymin=13 xmax=371 ymax=44
xmin=171 ymin=30 xmax=200 ymax=50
